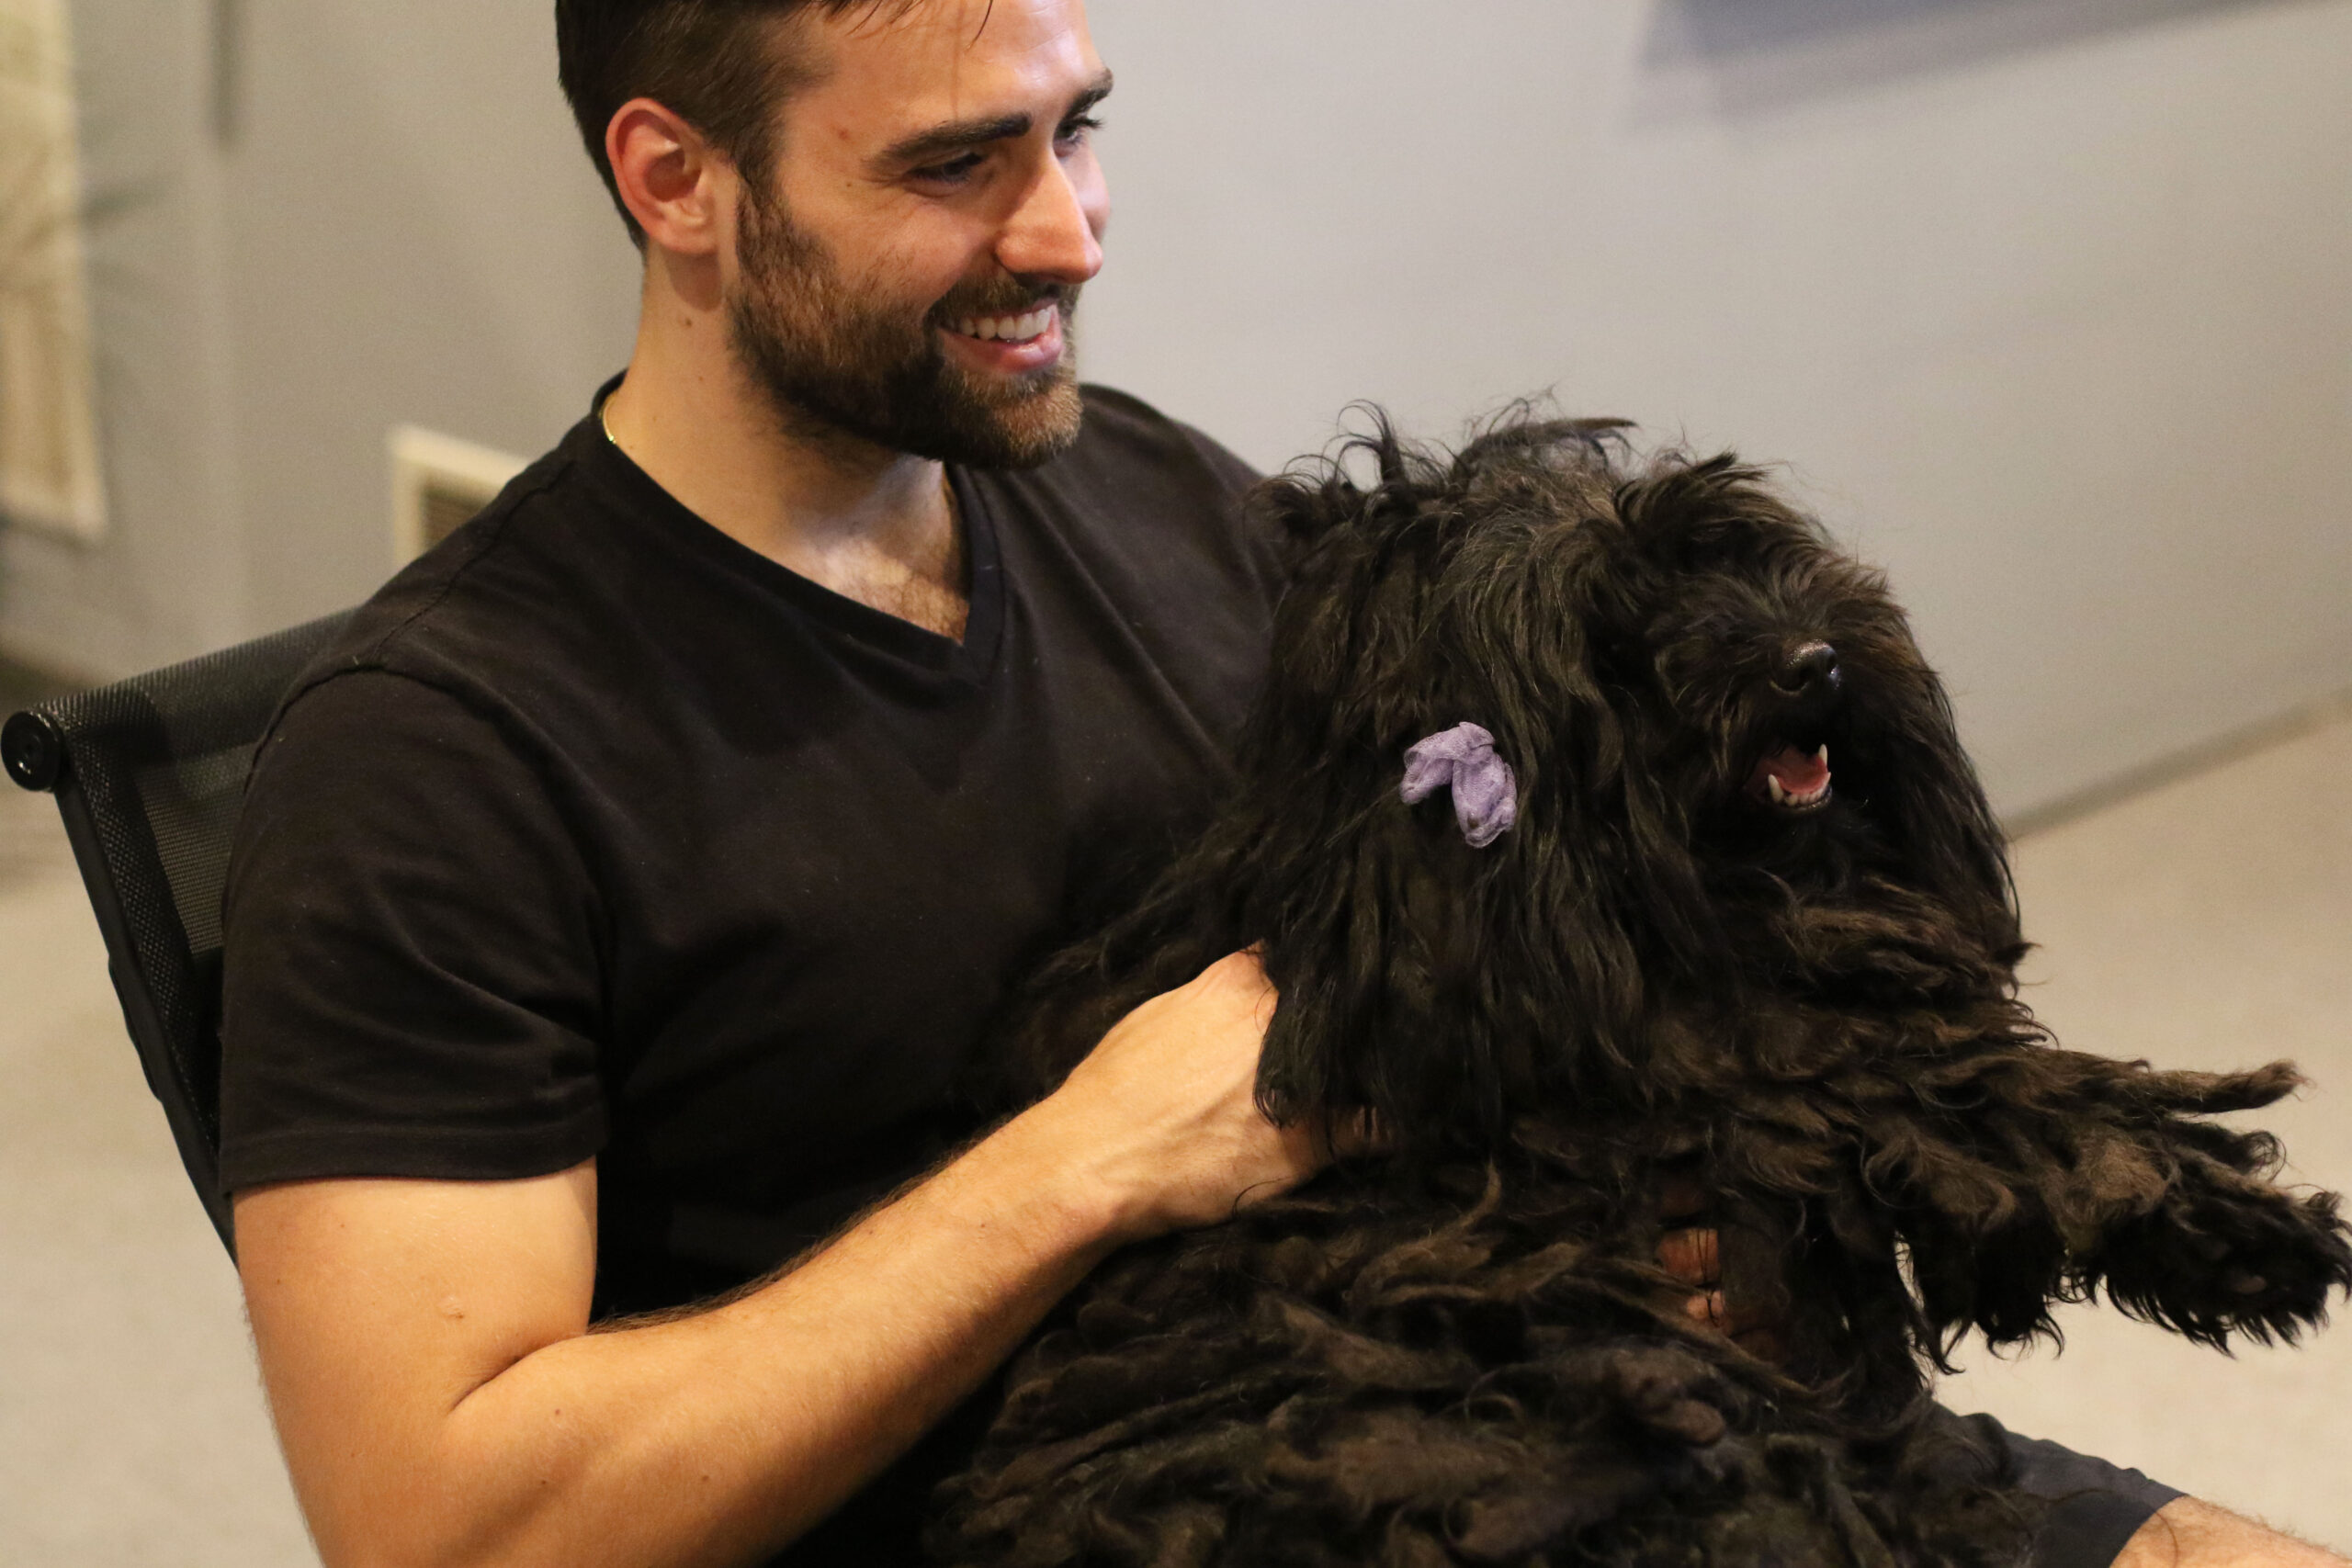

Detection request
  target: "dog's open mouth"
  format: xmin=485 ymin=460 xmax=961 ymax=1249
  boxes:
xmin=1748 ymin=743 xmax=1833 ymax=813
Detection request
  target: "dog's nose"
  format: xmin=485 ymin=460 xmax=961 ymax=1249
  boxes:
xmin=1774 ymin=641 xmax=1841 ymax=700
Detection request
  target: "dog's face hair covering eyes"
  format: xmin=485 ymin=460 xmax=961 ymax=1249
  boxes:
xmin=947 ymin=410 xmax=2351 ymax=1568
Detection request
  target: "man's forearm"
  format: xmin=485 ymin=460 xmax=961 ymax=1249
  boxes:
xmin=253 ymin=1105 xmax=1120 ymax=1568
xmin=244 ymin=953 xmax=1309 ymax=1568
xmin=483 ymin=1112 xmax=1120 ymax=1563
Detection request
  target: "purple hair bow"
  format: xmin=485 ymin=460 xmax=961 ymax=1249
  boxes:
xmin=1400 ymin=723 xmax=1519 ymax=848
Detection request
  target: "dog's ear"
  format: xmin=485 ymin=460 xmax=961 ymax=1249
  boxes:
xmin=1247 ymin=706 xmax=1664 ymax=1154
xmin=1859 ymin=636 xmax=2024 ymax=964
xmin=1250 ymin=788 xmax=1473 ymax=1134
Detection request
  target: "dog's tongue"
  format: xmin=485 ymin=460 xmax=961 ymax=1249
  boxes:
xmin=1754 ymin=744 xmax=1831 ymax=796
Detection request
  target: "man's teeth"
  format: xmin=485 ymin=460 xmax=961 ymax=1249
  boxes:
xmin=953 ymin=306 xmax=1056 ymax=342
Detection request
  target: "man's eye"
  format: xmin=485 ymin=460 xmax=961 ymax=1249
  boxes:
xmin=914 ymin=152 xmax=988 ymax=185
xmin=1055 ymin=114 xmax=1102 ymax=148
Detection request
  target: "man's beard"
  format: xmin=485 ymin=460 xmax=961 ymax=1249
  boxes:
xmin=727 ymin=186 xmax=1085 ymax=470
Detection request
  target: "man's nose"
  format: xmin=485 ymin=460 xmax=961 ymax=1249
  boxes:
xmin=997 ymin=156 xmax=1105 ymax=285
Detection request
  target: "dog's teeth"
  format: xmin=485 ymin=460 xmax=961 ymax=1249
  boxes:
xmin=1769 ymin=776 xmax=1790 ymax=806
xmin=1815 ymin=745 xmax=1829 ymax=766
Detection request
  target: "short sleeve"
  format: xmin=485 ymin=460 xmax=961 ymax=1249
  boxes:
xmin=1174 ymin=418 xmax=1265 ymax=499
xmin=217 ymin=670 xmax=610 ymax=1193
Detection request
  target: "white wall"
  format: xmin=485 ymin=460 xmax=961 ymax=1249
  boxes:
xmin=8 ymin=0 xmax=2349 ymax=818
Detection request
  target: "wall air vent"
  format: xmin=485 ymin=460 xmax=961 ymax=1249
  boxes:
xmin=389 ymin=424 xmax=527 ymax=565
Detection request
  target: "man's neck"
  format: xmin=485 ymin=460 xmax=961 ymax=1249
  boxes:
xmin=601 ymin=298 xmax=969 ymax=641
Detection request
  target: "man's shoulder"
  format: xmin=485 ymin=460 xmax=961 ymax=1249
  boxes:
xmin=970 ymin=387 xmax=1286 ymax=659
xmin=269 ymin=417 xmax=648 ymax=753
xmin=985 ymin=384 xmax=1273 ymax=580
xmin=1063 ymin=384 xmax=1262 ymax=497
xmin=316 ymin=418 xmax=628 ymax=663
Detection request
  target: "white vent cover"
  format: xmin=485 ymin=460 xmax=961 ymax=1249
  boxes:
xmin=389 ymin=424 xmax=527 ymax=565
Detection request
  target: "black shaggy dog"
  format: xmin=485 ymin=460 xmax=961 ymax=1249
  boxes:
xmin=932 ymin=413 xmax=2352 ymax=1568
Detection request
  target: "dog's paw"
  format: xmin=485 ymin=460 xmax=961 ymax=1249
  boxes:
xmin=2094 ymin=1175 xmax=2352 ymax=1347
xmin=1532 ymin=1341 xmax=1738 ymax=1449
xmin=1611 ymin=1348 xmax=1734 ymax=1447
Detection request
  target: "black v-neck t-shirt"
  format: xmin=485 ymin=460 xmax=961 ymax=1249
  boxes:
xmin=218 ymin=385 xmax=1279 ymax=1325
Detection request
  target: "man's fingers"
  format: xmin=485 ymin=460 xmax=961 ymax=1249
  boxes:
xmin=1658 ymin=1215 xmax=1792 ymax=1365
xmin=1657 ymin=1225 xmax=1721 ymax=1289
xmin=1682 ymin=1288 xmax=1728 ymax=1330
xmin=1679 ymin=1285 xmax=1787 ymax=1359
xmin=1678 ymin=1286 xmax=1758 ymax=1333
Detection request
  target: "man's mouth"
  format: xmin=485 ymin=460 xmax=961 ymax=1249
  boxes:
xmin=947 ymin=303 xmax=1057 ymax=344
xmin=1747 ymin=743 xmax=1833 ymax=813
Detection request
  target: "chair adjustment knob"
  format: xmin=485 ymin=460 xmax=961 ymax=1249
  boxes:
xmin=3 ymin=709 xmax=66 ymax=792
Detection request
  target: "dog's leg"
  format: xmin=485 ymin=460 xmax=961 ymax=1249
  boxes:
xmin=2052 ymin=1061 xmax=2352 ymax=1348
xmin=1854 ymin=1047 xmax=2352 ymax=1352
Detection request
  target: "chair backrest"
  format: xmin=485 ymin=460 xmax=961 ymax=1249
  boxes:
xmin=3 ymin=613 xmax=355 ymax=1257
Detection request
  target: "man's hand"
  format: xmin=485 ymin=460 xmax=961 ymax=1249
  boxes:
xmin=1017 ymin=950 xmax=1329 ymax=1244
xmin=1657 ymin=1177 xmax=1791 ymax=1362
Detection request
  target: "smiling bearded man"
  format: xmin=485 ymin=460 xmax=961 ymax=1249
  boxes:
xmin=216 ymin=4 xmax=1333 ymax=1566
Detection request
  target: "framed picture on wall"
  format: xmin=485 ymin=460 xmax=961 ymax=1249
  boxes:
xmin=0 ymin=0 xmax=106 ymax=541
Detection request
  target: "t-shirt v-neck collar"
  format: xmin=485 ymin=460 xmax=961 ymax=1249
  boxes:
xmin=571 ymin=393 xmax=1007 ymax=689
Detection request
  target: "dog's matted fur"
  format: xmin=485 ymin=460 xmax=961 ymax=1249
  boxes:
xmin=932 ymin=412 xmax=2352 ymax=1568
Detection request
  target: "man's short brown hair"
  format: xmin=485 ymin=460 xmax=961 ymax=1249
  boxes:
xmin=555 ymin=0 xmax=900 ymax=243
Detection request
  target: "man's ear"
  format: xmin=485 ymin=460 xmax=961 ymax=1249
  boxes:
xmin=605 ymin=97 xmax=735 ymax=258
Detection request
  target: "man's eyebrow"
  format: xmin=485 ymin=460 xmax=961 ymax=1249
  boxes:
xmin=877 ymin=71 xmax=1114 ymax=168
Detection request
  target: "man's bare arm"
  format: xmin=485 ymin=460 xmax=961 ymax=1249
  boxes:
xmin=2116 ymin=1500 xmax=2350 ymax=1568
xmin=240 ymin=953 xmax=1312 ymax=1568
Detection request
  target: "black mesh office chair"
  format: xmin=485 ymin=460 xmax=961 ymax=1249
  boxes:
xmin=2 ymin=613 xmax=354 ymax=1258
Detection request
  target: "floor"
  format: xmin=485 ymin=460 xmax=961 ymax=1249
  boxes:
xmin=2 ymin=714 xmax=2348 ymax=1564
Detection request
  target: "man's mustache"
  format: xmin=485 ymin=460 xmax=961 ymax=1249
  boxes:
xmin=930 ymin=279 xmax=1081 ymax=325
